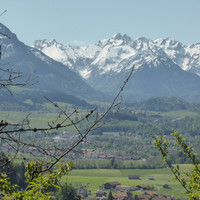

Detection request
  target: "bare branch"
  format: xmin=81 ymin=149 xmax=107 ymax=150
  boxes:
xmin=0 ymin=10 xmax=7 ymax=17
xmin=0 ymin=51 xmax=134 ymax=175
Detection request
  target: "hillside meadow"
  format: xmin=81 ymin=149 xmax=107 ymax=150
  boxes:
xmin=61 ymin=165 xmax=192 ymax=199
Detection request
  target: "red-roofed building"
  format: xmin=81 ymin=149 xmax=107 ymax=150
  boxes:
xmin=113 ymin=192 xmax=128 ymax=200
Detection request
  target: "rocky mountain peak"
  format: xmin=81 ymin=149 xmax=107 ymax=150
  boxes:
xmin=155 ymin=38 xmax=186 ymax=51
xmin=0 ymin=23 xmax=15 ymax=39
xmin=32 ymin=33 xmax=200 ymax=80
xmin=112 ymin=33 xmax=123 ymax=40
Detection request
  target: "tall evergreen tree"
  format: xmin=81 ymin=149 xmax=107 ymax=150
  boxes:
xmin=108 ymin=191 xmax=113 ymax=200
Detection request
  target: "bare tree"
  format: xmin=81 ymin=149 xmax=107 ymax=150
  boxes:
xmin=0 ymin=67 xmax=134 ymax=172
xmin=0 ymin=25 xmax=134 ymax=173
xmin=0 ymin=15 xmax=135 ymax=198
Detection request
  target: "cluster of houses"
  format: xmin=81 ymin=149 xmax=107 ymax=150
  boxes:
xmin=94 ymin=190 xmax=178 ymax=200
xmin=103 ymin=181 xmax=153 ymax=191
xmin=82 ymin=151 xmax=139 ymax=160
xmin=0 ymin=132 xmax=140 ymax=159
xmin=53 ymin=131 xmax=142 ymax=160
xmin=82 ymin=178 xmax=185 ymax=200
xmin=1 ymin=131 xmax=150 ymax=160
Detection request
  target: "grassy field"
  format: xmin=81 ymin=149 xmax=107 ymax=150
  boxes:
xmin=0 ymin=109 xmax=80 ymax=133
xmin=1 ymin=107 xmax=197 ymax=199
xmin=61 ymin=167 xmax=189 ymax=199
xmin=160 ymin=110 xmax=200 ymax=118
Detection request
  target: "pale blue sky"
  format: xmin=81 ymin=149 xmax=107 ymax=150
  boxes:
xmin=0 ymin=0 xmax=200 ymax=46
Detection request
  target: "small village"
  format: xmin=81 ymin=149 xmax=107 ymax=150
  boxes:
xmin=82 ymin=179 xmax=186 ymax=200
xmin=0 ymin=2 xmax=200 ymax=199
xmin=0 ymin=131 xmax=152 ymax=160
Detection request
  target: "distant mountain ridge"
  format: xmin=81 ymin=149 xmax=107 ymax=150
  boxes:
xmin=1 ymin=22 xmax=200 ymax=103
xmin=33 ymin=33 xmax=200 ymax=102
xmin=0 ymin=23 xmax=105 ymax=102
xmin=155 ymin=38 xmax=200 ymax=76
xmin=33 ymin=33 xmax=200 ymax=78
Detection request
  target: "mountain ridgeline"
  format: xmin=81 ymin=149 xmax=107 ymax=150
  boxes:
xmin=34 ymin=33 xmax=200 ymax=102
xmin=0 ymin=23 xmax=106 ymax=103
xmin=1 ymin=22 xmax=200 ymax=103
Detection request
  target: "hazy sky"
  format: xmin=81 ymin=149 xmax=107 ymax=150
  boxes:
xmin=0 ymin=0 xmax=200 ymax=46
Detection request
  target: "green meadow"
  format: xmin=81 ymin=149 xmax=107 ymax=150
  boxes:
xmin=62 ymin=166 xmax=190 ymax=199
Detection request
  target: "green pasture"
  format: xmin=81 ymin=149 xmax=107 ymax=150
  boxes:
xmin=0 ymin=110 xmax=81 ymax=133
xmin=160 ymin=110 xmax=199 ymax=118
xmin=62 ymin=167 xmax=189 ymax=199
xmin=1 ymin=107 xmax=199 ymax=135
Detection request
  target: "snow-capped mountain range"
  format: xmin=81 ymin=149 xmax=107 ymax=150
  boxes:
xmin=1 ymin=22 xmax=200 ymax=102
xmin=33 ymin=33 xmax=200 ymax=78
xmin=33 ymin=33 xmax=200 ymax=101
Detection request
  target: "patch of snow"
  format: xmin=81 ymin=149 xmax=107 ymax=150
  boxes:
xmin=79 ymin=69 xmax=91 ymax=79
xmin=42 ymin=46 xmax=66 ymax=60
xmin=182 ymin=58 xmax=190 ymax=70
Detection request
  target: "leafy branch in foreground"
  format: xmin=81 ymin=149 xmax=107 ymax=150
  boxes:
xmin=1 ymin=19 xmax=135 ymax=198
xmin=0 ymin=31 xmax=134 ymax=198
xmin=0 ymin=160 xmax=73 ymax=199
xmin=153 ymin=131 xmax=200 ymax=200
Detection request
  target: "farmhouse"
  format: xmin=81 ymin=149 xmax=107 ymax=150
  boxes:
xmin=144 ymin=191 xmax=157 ymax=195
xmin=148 ymin=176 xmax=155 ymax=180
xmin=104 ymin=182 xmax=121 ymax=189
xmin=115 ymin=185 xmax=131 ymax=192
xmin=152 ymin=194 xmax=175 ymax=200
xmin=134 ymin=194 xmax=151 ymax=200
xmin=96 ymin=191 xmax=107 ymax=198
xmin=113 ymin=192 xmax=128 ymax=200
xmin=163 ymin=184 xmax=170 ymax=189
xmin=128 ymin=175 xmax=140 ymax=180
xmin=136 ymin=184 xmax=151 ymax=190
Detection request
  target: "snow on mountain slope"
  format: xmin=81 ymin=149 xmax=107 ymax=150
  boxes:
xmin=34 ymin=39 xmax=78 ymax=67
xmin=154 ymin=38 xmax=186 ymax=67
xmin=91 ymin=37 xmax=137 ymax=74
xmin=185 ymin=42 xmax=200 ymax=75
xmin=2 ymin=22 xmax=200 ymax=102
xmin=33 ymin=34 xmax=200 ymax=79
xmin=32 ymin=33 xmax=200 ymax=102
xmin=154 ymin=38 xmax=200 ymax=76
xmin=34 ymin=39 xmax=102 ymax=68
xmin=33 ymin=33 xmax=168 ymax=78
